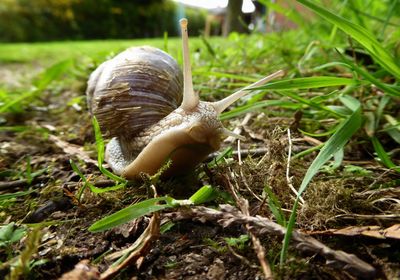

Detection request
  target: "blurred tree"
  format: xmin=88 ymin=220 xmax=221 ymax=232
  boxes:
xmin=223 ymin=0 xmax=245 ymax=36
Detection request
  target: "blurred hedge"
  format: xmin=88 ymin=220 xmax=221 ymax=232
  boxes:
xmin=0 ymin=0 xmax=206 ymax=42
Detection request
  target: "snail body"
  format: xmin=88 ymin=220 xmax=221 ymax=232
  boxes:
xmin=87 ymin=19 xmax=283 ymax=180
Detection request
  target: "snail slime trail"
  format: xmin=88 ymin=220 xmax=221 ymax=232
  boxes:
xmin=86 ymin=18 xmax=284 ymax=180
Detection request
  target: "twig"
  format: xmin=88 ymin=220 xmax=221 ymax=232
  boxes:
xmin=226 ymin=174 xmax=273 ymax=279
xmin=100 ymin=184 xmax=161 ymax=280
xmin=302 ymin=136 xmax=323 ymax=146
xmin=237 ymin=139 xmax=242 ymax=165
xmin=225 ymin=113 xmax=253 ymax=143
xmin=354 ymin=187 xmax=400 ymax=199
xmin=164 ymin=205 xmax=376 ymax=279
xmin=48 ymin=134 xmax=98 ymax=166
xmin=286 ymin=129 xmax=304 ymax=204
xmin=330 ymin=213 xmax=400 ymax=221
xmin=302 ymin=224 xmax=400 ymax=240
xmin=367 ymin=169 xmax=393 ymax=189
xmin=0 ymin=177 xmax=46 ymax=191
xmin=208 ymin=147 xmax=271 ymax=161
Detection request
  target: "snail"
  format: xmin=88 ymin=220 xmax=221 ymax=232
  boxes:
xmin=86 ymin=18 xmax=284 ymax=180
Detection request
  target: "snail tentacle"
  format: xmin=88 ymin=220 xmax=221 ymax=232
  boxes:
xmin=179 ymin=18 xmax=199 ymax=111
xmin=212 ymin=70 xmax=285 ymax=114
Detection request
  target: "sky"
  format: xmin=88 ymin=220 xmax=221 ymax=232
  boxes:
xmin=173 ymin=0 xmax=256 ymax=13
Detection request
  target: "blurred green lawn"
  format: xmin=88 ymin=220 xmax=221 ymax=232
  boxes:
xmin=0 ymin=38 xmax=196 ymax=64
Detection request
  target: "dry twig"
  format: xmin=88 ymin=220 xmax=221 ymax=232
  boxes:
xmin=225 ymin=113 xmax=253 ymax=143
xmin=100 ymin=212 xmax=160 ymax=280
xmin=100 ymin=185 xmax=161 ymax=280
xmin=286 ymin=129 xmax=304 ymax=204
xmin=226 ymin=173 xmax=273 ymax=279
xmin=303 ymin=224 xmax=400 ymax=240
xmin=48 ymin=134 xmax=98 ymax=166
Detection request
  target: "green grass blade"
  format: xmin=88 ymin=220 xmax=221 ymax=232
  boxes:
xmin=0 ymin=190 xmax=35 ymax=201
xmin=299 ymin=128 xmax=336 ymax=138
xmin=298 ymin=0 xmax=400 ymax=80
xmin=275 ymin=90 xmax=343 ymax=117
xmin=92 ymin=117 xmax=127 ymax=183
xmin=189 ymin=185 xmax=216 ymax=205
xmin=336 ymin=53 xmax=400 ymax=97
xmin=292 ymin=143 xmax=324 ymax=159
xmin=163 ymin=31 xmax=168 ymax=53
xmin=34 ymin=59 xmax=74 ymax=90
xmin=263 ymin=186 xmax=286 ymax=226
xmin=280 ymin=95 xmax=362 ymax=264
xmin=201 ymin=35 xmax=217 ymax=58
xmin=88 ymin=197 xmax=173 ymax=232
xmin=257 ymin=76 xmax=359 ymax=90
xmin=208 ymin=147 xmax=233 ymax=168
xmin=193 ymin=70 xmax=261 ymax=83
xmin=371 ymin=137 xmax=400 ymax=172
xmin=0 ymin=90 xmax=38 ymax=113
xmin=70 ymin=159 xmax=124 ymax=195
xmin=379 ymin=0 xmax=399 ymax=37
xmin=220 ymin=100 xmax=299 ymax=120
xmin=384 ymin=115 xmax=400 ymax=144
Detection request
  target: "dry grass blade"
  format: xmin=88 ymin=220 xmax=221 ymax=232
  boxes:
xmin=331 ymin=213 xmax=400 ymax=222
xmin=100 ymin=212 xmax=160 ymax=280
xmin=303 ymin=224 xmax=400 ymax=240
xmin=164 ymin=205 xmax=376 ymax=279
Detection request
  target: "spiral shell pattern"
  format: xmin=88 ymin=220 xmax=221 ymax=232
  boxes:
xmin=87 ymin=46 xmax=183 ymax=138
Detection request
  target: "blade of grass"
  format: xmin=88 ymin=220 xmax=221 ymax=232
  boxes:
xmin=280 ymin=95 xmax=362 ymax=264
xmin=263 ymin=186 xmax=286 ymax=226
xmin=92 ymin=117 xmax=127 ymax=184
xmin=292 ymin=143 xmax=324 ymax=159
xmin=0 ymin=190 xmax=35 ymax=201
xmin=34 ymin=59 xmax=74 ymax=90
xmin=189 ymin=185 xmax=216 ymax=205
xmin=0 ymin=59 xmax=74 ymax=113
xmin=257 ymin=76 xmax=359 ymax=90
xmin=88 ymin=197 xmax=174 ymax=232
xmin=70 ymin=159 xmax=124 ymax=196
xmin=274 ymin=90 xmax=343 ymax=117
xmin=298 ymin=0 xmax=400 ymax=80
xmin=163 ymin=31 xmax=168 ymax=53
xmin=371 ymin=137 xmax=400 ymax=172
xmin=336 ymin=51 xmax=400 ymax=97
xmin=208 ymin=147 xmax=233 ymax=168
xmin=193 ymin=70 xmax=261 ymax=83
xmin=299 ymin=125 xmax=337 ymax=137
xmin=383 ymin=115 xmax=400 ymax=144
xmin=379 ymin=0 xmax=399 ymax=37
xmin=220 ymin=100 xmax=300 ymax=120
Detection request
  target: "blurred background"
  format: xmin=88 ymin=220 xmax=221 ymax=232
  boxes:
xmin=0 ymin=0 xmax=309 ymax=42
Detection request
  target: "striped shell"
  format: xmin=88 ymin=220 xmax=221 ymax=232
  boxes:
xmin=86 ymin=46 xmax=183 ymax=138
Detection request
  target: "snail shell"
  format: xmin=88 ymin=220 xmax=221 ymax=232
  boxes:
xmin=87 ymin=19 xmax=284 ymax=180
xmin=87 ymin=46 xmax=183 ymax=139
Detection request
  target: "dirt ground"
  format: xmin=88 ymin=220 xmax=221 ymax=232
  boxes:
xmin=1 ymin=62 xmax=400 ymax=280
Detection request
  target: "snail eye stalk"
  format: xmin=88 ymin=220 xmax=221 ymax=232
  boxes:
xmin=179 ymin=18 xmax=199 ymax=111
xmin=212 ymin=70 xmax=285 ymax=114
